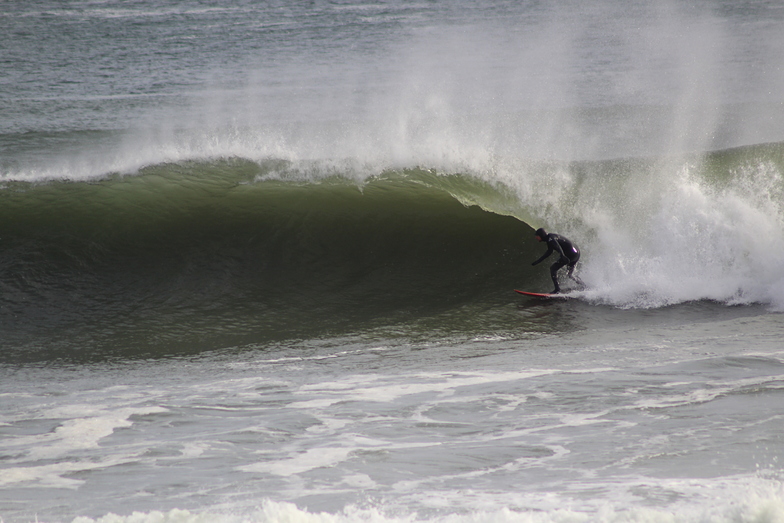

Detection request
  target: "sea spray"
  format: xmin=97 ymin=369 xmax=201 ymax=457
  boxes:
xmin=573 ymin=150 xmax=784 ymax=308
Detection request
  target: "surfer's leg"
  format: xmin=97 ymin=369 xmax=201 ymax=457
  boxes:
xmin=567 ymin=263 xmax=585 ymax=287
xmin=549 ymin=261 xmax=565 ymax=293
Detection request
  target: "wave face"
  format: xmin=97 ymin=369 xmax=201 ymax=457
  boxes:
xmin=0 ymin=162 xmax=531 ymax=362
xmin=2 ymin=141 xmax=784 ymax=362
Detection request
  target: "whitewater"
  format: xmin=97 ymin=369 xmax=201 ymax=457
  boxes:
xmin=2 ymin=1 xmax=784 ymax=522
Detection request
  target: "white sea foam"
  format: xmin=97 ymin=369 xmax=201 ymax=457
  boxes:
xmin=66 ymin=479 xmax=784 ymax=523
xmin=4 ymin=405 xmax=167 ymax=464
xmin=290 ymin=370 xmax=559 ymax=407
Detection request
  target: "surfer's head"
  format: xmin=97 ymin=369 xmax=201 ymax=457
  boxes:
xmin=535 ymin=228 xmax=546 ymax=241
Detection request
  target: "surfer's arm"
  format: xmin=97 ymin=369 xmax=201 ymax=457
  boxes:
xmin=532 ymin=247 xmax=553 ymax=266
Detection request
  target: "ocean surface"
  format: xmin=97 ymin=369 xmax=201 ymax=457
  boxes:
xmin=2 ymin=1 xmax=784 ymax=522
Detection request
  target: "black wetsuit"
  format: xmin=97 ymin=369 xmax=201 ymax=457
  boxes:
xmin=532 ymin=233 xmax=582 ymax=293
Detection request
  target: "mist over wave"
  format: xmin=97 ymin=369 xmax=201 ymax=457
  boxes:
xmin=4 ymin=0 xmax=784 ymax=177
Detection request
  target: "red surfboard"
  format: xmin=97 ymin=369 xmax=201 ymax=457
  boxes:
xmin=514 ymin=289 xmax=571 ymax=298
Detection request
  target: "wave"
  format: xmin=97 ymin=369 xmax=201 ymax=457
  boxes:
xmin=2 ymin=140 xmax=784 ymax=362
xmin=0 ymin=161 xmax=533 ymax=362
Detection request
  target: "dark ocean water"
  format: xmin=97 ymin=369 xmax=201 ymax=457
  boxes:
xmin=0 ymin=164 xmax=531 ymax=362
xmin=2 ymin=1 xmax=784 ymax=522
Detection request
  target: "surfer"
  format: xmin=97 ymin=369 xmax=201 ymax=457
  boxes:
xmin=531 ymin=228 xmax=584 ymax=294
